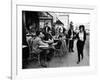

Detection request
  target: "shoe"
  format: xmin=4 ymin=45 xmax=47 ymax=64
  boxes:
xmin=46 ymin=58 xmax=51 ymax=62
xmin=81 ymin=56 xmax=84 ymax=60
xmin=72 ymin=50 xmax=74 ymax=52
xmin=69 ymin=50 xmax=71 ymax=52
xmin=41 ymin=63 xmax=47 ymax=67
xmin=77 ymin=61 xmax=80 ymax=64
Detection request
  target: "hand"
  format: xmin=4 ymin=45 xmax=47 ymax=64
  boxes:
xmin=52 ymin=43 xmax=57 ymax=46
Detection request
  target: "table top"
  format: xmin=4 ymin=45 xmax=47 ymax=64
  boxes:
xmin=39 ymin=45 xmax=54 ymax=50
xmin=39 ymin=46 xmax=50 ymax=50
xmin=22 ymin=45 xmax=28 ymax=48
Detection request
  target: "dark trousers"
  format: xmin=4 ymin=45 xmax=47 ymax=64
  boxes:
xmin=40 ymin=48 xmax=54 ymax=63
xmin=69 ymin=40 xmax=74 ymax=52
xmin=40 ymin=50 xmax=47 ymax=62
xmin=66 ymin=39 xmax=68 ymax=47
xmin=77 ymin=40 xmax=85 ymax=62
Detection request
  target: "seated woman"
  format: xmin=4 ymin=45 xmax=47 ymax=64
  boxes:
xmin=43 ymin=30 xmax=54 ymax=62
xmin=52 ymin=35 xmax=62 ymax=56
xmin=43 ymin=30 xmax=54 ymax=44
xmin=52 ymin=35 xmax=62 ymax=49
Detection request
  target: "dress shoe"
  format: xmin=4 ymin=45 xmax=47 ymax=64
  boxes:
xmin=41 ymin=63 xmax=47 ymax=67
xmin=77 ymin=61 xmax=80 ymax=64
xmin=71 ymin=50 xmax=74 ymax=52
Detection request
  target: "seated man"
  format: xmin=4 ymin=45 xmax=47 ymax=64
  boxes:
xmin=31 ymin=31 xmax=49 ymax=67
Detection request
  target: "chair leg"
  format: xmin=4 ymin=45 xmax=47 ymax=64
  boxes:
xmin=54 ymin=51 xmax=57 ymax=57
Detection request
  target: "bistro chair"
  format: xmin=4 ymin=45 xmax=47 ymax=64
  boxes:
xmin=61 ymin=39 xmax=68 ymax=56
xmin=54 ymin=39 xmax=67 ymax=57
xmin=54 ymin=42 xmax=62 ymax=57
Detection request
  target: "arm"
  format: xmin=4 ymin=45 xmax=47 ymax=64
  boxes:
xmin=44 ymin=38 xmax=54 ymax=43
xmin=52 ymin=42 xmax=58 ymax=46
xmin=84 ymin=31 xmax=86 ymax=43
xmin=73 ymin=33 xmax=79 ymax=40
xmin=68 ymin=29 xmax=71 ymax=38
xmin=38 ymin=38 xmax=49 ymax=47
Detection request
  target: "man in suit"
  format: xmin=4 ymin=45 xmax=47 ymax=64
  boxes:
xmin=43 ymin=22 xmax=51 ymax=33
xmin=68 ymin=21 xmax=75 ymax=52
xmin=31 ymin=31 xmax=49 ymax=67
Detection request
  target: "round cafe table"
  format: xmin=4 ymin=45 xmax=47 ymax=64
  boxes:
xmin=39 ymin=45 xmax=54 ymax=64
xmin=39 ymin=46 xmax=50 ymax=49
xmin=38 ymin=46 xmax=50 ymax=55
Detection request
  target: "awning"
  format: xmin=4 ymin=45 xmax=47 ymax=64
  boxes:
xmin=38 ymin=12 xmax=53 ymax=20
xmin=55 ymin=20 xmax=64 ymax=25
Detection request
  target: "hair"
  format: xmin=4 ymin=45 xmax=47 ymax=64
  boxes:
xmin=70 ymin=21 xmax=73 ymax=24
xmin=79 ymin=25 xmax=85 ymax=31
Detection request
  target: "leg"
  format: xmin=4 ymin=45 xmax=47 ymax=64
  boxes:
xmin=77 ymin=48 xmax=81 ymax=63
xmin=40 ymin=50 xmax=47 ymax=67
xmin=80 ymin=48 xmax=83 ymax=60
xmin=77 ymin=41 xmax=81 ymax=64
xmin=71 ymin=40 xmax=74 ymax=52
xmin=66 ymin=39 xmax=68 ymax=47
xmin=78 ymin=53 xmax=80 ymax=63
xmin=80 ymin=43 xmax=84 ymax=60
xmin=69 ymin=40 xmax=71 ymax=52
xmin=81 ymin=52 xmax=83 ymax=60
xmin=66 ymin=39 xmax=69 ymax=51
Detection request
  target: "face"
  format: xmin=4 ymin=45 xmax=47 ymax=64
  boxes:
xmin=49 ymin=30 xmax=51 ymax=33
xmin=70 ymin=22 xmax=73 ymax=25
xmin=80 ymin=27 xmax=83 ymax=32
xmin=46 ymin=23 xmax=48 ymax=26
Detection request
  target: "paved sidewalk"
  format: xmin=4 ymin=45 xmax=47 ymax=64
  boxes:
xmin=48 ymin=35 xmax=89 ymax=67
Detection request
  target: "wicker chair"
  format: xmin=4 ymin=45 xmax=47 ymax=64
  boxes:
xmin=27 ymin=38 xmax=40 ymax=65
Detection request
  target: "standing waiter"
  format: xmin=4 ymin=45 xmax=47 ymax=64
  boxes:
xmin=43 ymin=22 xmax=51 ymax=33
xmin=75 ymin=25 xmax=86 ymax=64
xmin=68 ymin=21 xmax=75 ymax=52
